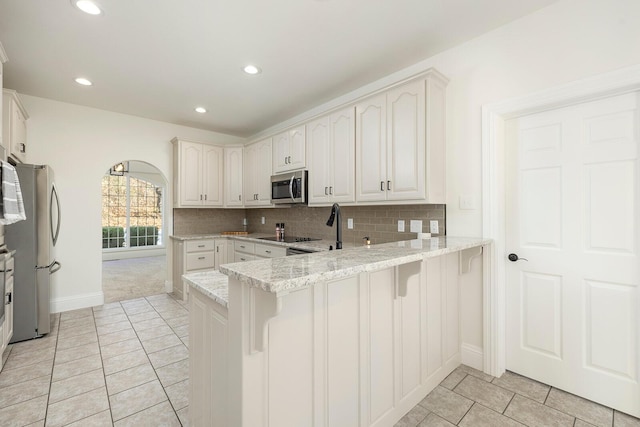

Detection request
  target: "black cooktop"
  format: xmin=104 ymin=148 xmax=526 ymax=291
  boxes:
xmin=259 ymin=236 xmax=321 ymax=243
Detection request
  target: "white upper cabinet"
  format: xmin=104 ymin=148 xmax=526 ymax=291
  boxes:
xmin=308 ymin=107 xmax=355 ymax=206
xmin=355 ymin=74 xmax=446 ymax=204
xmin=224 ymin=146 xmax=244 ymax=207
xmin=272 ymin=125 xmax=306 ymax=174
xmin=172 ymin=138 xmax=224 ymax=208
xmin=2 ymin=89 xmax=28 ymax=163
xmin=244 ymin=138 xmax=273 ymax=206
xmin=356 ymin=93 xmax=387 ymax=202
xmin=386 ymin=80 xmax=425 ymax=201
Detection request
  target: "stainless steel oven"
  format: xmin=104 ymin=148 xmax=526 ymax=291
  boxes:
xmin=271 ymin=170 xmax=308 ymax=204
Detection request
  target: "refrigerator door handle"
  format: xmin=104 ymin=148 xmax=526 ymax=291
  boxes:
xmin=50 ymin=184 xmax=61 ymax=246
xmin=35 ymin=260 xmax=61 ymax=274
xmin=49 ymin=261 xmax=61 ymax=274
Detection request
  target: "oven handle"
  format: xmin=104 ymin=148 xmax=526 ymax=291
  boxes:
xmin=289 ymin=175 xmax=296 ymax=202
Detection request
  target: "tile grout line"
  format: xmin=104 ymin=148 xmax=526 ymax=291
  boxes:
xmin=114 ymin=295 xmax=183 ymax=425
xmin=93 ymin=302 xmax=117 ymax=425
xmin=43 ymin=312 xmax=61 ymax=425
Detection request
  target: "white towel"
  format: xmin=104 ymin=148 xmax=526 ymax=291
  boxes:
xmin=0 ymin=161 xmax=27 ymax=225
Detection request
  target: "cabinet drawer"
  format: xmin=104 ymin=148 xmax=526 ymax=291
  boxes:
xmin=234 ymin=241 xmax=255 ymax=254
xmin=4 ymin=257 xmax=14 ymax=278
xmin=254 ymin=243 xmax=286 ymax=258
xmin=234 ymin=252 xmax=256 ymax=262
xmin=186 ymin=252 xmax=215 ymax=270
xmin=186 ymin=240 xmax=215 ymax=253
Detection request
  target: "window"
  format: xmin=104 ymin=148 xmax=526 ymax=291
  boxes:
xmin=102 ymin=173 xmax=164 ymax=249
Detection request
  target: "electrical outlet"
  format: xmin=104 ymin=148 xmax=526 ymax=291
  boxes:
xmin=429 ymin=220 xmax=439 ymax=234
xmin=347 ymin=218 xmax=354 ymax=229
xmin=261 ymin=217 xmax=265 ymax=225
xmin=410 ymin=220 xmax=422 ymax=233
xmin=398 ymin=220 xmax=405 ymax=232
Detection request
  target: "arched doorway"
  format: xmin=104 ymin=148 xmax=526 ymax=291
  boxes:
xmin=101 ymin=160 xmax=168 ymax=303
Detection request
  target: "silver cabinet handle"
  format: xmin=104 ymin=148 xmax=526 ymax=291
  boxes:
xmin=380 ymin=181 xmax=384 ymax=191
xmin=265 ymin=250 xmax=271 ymax=254
xmin=240 ymin=245 xmax=245 ymax=248
xmin=5 ymin=292 xmax=11 ymax=305
xmin=198 ymin=244 xmax=205 ymax=248
xmin=216 ymin=246 xmax=219 ymax=253
xmin=200 ymin=195 xmax=203 ymax=200
xmin=240 ymin=257 xmax=246 ymax=261
xmin=387 ymin=181 xmax=391 ymax=191
xmin=288 ymin=156 xmax=291 ymax=164
xmin=238 ymin=194 xmax=241 ymax=201
xmin=205 ymin=194 xmax=207 ymax=200
xmin=325 ymin=187 xmax=328 ymax=195
xmin=329 ymin=186 xmax=333 ymax=195
xmin=198 ymin=256 xmax=205 ymax=260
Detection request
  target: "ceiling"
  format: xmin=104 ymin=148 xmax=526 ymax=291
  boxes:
xmin=0 ymin=0 xmax=558 ymax=138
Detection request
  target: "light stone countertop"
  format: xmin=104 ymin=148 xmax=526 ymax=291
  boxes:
xmin=170 ymin=233 xmax=348 ymax=252
xmin=182 ymin=270 xmax=229 ymax=307
xmin=220 ymin=236 xmax=491 ymax=296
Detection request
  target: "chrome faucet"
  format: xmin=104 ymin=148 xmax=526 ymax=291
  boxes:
xmin=326 ymin=203 xmax=342 ymax=250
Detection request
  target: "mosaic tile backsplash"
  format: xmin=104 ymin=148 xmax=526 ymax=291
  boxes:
xmin=175 ymin=204 xmax=445 ymax=246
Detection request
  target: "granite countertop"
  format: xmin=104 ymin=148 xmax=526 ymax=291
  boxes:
xmin=170 ymin=233 xmax=347 ymax=252
xmin=220 ymin=236 xmax=491 ymax=296
xmin=182 ymin=270 xmax=229 ymax=307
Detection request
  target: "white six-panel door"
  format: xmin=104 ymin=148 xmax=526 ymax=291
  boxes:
xmin=505 ymin=92 xmax=639 ymax=417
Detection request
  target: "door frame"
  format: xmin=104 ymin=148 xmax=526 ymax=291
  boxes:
xmin=481 ymin=64 xmax=640 ymax=377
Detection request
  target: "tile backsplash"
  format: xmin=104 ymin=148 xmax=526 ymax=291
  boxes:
xmin=175 ymin=204 xmax=445 ymax=245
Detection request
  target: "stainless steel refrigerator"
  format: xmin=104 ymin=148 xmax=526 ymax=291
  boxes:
xmin=5 ymin=164 xmax=61 ymax=343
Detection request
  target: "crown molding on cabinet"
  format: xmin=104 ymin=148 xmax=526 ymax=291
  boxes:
xmin=247 ymin=68 xmax=449 ymax=145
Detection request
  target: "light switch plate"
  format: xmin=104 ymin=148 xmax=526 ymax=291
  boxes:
xmin=347 ymin=218 xmax=354 ymax=229
xmin=429 ymin=220 xmax=439 ymax=234
xmin=459 ymin=194 xmax=475 ymax=210
xmin=410 ymin=220 xmax=422 ymax=233
xmin=398 ymin=220 xmax=405 ymax=232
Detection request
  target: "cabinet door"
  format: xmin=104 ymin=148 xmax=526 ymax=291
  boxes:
xmin=243 ymin=144 xmax=258 ymax=206
xmin=203 ymin=145 xmax=224 ymax=206
xmin=255 ymin=138 xmax=273 ymax=205
xmin=386 ymin=80 xmax=426 ymax=201
xmin=288 ymin=126 xmax=306 ymax=170
xmin=214 ymin=240 xmax=228 ymax=269
xmin=4 ymin=277 xmax=13 ymax=344
xmin=356 ymin=94 xmax=387 ymax=202
xmin=224 ymin=147 xmax=244 ymax=207
xmin=180 ymin=142 xmax=204 ymax=206
xmin=11 ymin=102 xmax=27 ymax=163
xmin=330 ymin=107 xmax=355 ymax=203
xmin=307 ymin=116 xmax=330 ymax=205
xmin=272 ymin=131 xmax=290 ymax=173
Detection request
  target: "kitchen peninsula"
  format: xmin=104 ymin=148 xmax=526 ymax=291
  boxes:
xmin=184 ymin=236 xmax=491 ymax=427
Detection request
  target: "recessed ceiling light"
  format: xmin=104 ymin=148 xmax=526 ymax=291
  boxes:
xmin=74 ymin=0 xmax=102 ymax=15
xmin=195 ymin=107 xmax=207 ymax=113
xmin=74 ymin=77 xmax=93 ymax=86
xmin=243 ymin=65 xmax=261 ymax=75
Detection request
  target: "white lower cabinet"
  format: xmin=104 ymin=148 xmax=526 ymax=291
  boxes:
xmin=173 ymin=238 xmax=225 ymax=300
xmin=189 ymin=286 xmax=228 ymax=427
xmin=188 ymin=250 xmax=479 ymax=427
xmin=234 ymin=240 xmax=286 ymax=262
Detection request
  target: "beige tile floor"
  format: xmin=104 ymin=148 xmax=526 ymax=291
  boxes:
xmin=1 ymin=292 xmax=639 ymax=427
xmin=0 ymin=293 xmax=189 ymax=426
xmin=395 ymin=365 xmax=640 ymax=427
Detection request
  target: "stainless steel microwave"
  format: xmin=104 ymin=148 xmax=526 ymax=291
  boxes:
xmin=271 ymin=170 xmax=308 ymax=204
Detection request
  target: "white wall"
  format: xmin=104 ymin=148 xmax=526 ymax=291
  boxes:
xmin=17 ymin=0 xmax=640 ymax=351
xmin=249 ymin=0 xmax=640 ymax=354
xmin=21 ymin=95 xmax=244 ymax=312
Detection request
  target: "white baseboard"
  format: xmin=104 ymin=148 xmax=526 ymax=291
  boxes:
xmin=50 ymin=291 xmax=105 ymax=313
xmin=461 ymin=343 xmax=484 ymax=371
